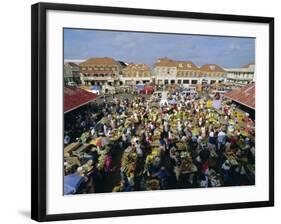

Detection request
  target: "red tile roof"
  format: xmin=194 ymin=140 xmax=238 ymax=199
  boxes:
xmin=154 ymin=57 xmax=176 ymax=67
xmin=122 ymin=63 xmax=151 ymax=73
xmin=79 ymin=57 xmax=118 ymax=66
xmin=200 ymin=64 xmax=225 ymax=72
xmin=174 ymin=61 xmax=198 ymax=70
xmin=223 ymin=83 xmax=255 ymax=109
xmin=64 ymin=87 xmax=97 ymax=113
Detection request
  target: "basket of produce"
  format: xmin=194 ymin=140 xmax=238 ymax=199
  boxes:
xmin=228 ymin=119 xmax=235 ymax=125
xmin=240 ymin=130 xmax=250 ymax=137
xmin=191 ymin=128 xmax=200 ymax=136
xmin=151 ymin=148 xmax=161 ymax=157
xmin=176 ymin=142 xmax=186 ymax=150
xmin=146 ymin=179 xmax=160 ymax=190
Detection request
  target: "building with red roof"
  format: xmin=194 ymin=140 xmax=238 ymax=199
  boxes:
xmin=153 ymin=58 xmax=226 ymax=85
xmin=79 ymin=57 xmax=124 ymax=86
xmin=121 ymin=63 xmax=151 ymax=85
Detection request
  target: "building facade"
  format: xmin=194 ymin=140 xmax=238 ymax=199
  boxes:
xmin=63 ymin=62 xmax=81 ymax=85
xmin=153 ymin=58 xmax=226 ymax=85
xmin=120 ymin=63 xmax=151 ymax=85
xmin=76 ymin=56 xmax=252 ymax=87
xmin=175 ymin=61 xmax=200 ymax=85
xmin=224 ymin=63 xmax=255 ymax=86
xmin=79 ymin=57 xmax=123 ymax=86
xmin=199 ymin=64 xmax=226 ymax=85
xmin=153 ymin=58 xmax=177 ymax=85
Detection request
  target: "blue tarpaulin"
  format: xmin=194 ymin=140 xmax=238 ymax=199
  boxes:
xmin=135 ymin=83 xmax=145 ymax=90
xmin=168 ymin=99 xmax=177 ymax=105
xmin=91 ymin=85 xmax=101 ymax=90
xmin=213 ymin=100 xmax=222 ymax=109
xmin=64 ymin=173 xmax=85 ymax=195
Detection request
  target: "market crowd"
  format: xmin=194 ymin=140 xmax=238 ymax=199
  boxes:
xmin=64 ymin=89 xmax=255 ymax=194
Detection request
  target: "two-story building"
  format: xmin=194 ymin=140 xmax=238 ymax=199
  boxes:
xmin=121 ymin=63 xmax=151 ymax=85
xmin=153 ymin=57 xmax=177 ymax=85
xmin=79 ymin=57 xmax=123 ymax=86
xmin=224 ymin=63 xmax=255 ymax=86
xmin=63 ymin=62 xmax=81 ymax=85
xmin=175 ymin=61 xmax=200 ymax=85
xmin=153 ymin=58 xmax=226 ymax=85
xmin=199 ymin=64 xmax=226 ymax=85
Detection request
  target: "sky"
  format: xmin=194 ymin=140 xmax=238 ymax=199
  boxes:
xmin=64 ymin=28 xmax=255 ymax=68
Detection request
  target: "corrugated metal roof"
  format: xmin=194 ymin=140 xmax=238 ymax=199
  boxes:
xmin=64 ymin=87 xmax=97 ymax=113
xmin=223 ymin=83 xmax=255 ymax=109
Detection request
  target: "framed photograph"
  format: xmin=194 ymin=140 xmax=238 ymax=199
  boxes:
xmin=31 ymin=2 xmax=274 ymax=222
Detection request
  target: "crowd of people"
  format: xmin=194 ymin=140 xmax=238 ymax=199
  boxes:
xmin=64 ymin=87 xmax=255 ymax=194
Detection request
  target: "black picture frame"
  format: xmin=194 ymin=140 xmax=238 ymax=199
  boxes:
xmin=31 ymin=2 xmax=274 ymax=222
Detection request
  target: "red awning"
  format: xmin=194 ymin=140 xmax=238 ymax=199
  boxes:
xmin=64 ymin=87 xmax=97 ymax=113
xmin=223 ymin=83 xmax=255 ymax=109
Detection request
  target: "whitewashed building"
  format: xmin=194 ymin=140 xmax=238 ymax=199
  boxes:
xmin=153 ymin=57 xmax=177 ymax=85
xmin=153 ymin=58 xmax=226 ymax=85
xmin=199 ymin=64 xmax=227 ymax=85
xmin=224 ymin=63 xmax=255 ymax=86
xmin=120 ymin=63 xmax=152 ymax=85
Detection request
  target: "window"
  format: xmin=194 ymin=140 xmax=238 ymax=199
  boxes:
xmin=191 ymin=80 xmax=198 ymax=84
xmin=183 ymin=80 xmax=189 ymax=84
xmin=177 ymin=80 xmax=182 ymax=84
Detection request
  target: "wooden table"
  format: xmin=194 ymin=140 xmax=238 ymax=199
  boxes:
xmin=224 ymin=152 xmax=239 ymax=166
xmin=64 ymin=142 xmax=80 ymax=157
xmin=72 ymin=144 xmax=91 ymax=156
